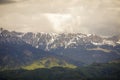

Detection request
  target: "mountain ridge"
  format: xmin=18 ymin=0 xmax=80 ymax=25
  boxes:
xmin=0 ymin=28 xmax=120 ymax=70
xmin=1 ymin=28 xmax=120 ymax=51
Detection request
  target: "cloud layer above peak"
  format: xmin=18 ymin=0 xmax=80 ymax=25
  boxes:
xmin=0 ymin=0 xmax=120 ymax=36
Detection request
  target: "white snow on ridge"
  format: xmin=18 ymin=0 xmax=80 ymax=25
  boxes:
xmin=91 ymin=42 xmax=103 ymax=46
xmin=78 ymin=35 xmax=86 ymax=38
xmin=4 ymin=29 xmax=119 ymax=50
xmin=117 ymin=39 xmax=120 ymax=44
xmin=36 ymin=45 xmax=39 ymax=48
xmin=103 ymin=40 xmax=116 ymax=46
xmin=87 ymin=34 xmax=92 ymax=37
xmin=17 ymin=33 xmax=25 ymax=38
xmin=91 ymin=39 xmax=116 ymax=46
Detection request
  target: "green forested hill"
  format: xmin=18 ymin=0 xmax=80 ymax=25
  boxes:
xmin=22 ymin=57 xmax=76 ymax=70
xmin=0 ymin=63 xmax=120 ymax=80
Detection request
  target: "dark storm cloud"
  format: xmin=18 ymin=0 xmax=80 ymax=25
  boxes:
xmin=0 ymin=0 xmax=15 ymax=4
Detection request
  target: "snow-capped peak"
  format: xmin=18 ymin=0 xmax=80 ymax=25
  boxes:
xmin=0 ymin=28 xmax=119 ymax=51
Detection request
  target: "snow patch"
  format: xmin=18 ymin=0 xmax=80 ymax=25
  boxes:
xmin=91 ymin=42 xmax=103 ymax=46
xmin=36 ymin=45 xmax=39 ymax=48
xmin=17 ymin=33 xmax=25 ymax=38
xmin=116 ymin=39 xmax=120 ymax=44
xmin=87 ymin=34 xmax=92 ymax=37
xmin=103 ymin=40 xmax=116 ymax=46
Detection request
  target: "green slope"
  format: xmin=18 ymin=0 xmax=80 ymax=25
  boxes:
xmin=0 ymin=63 xmax=120 ymax=80
xmin=23 ymin=57 xmax=76 ymax=70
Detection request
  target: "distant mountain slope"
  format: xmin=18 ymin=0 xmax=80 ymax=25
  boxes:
xmin=0 ymin=41 xmax=50 ymax=70
xmin=0 ymin=40 xmax=78 ymax=70
xmin=0 ymin=28 xmax=120 ymax=70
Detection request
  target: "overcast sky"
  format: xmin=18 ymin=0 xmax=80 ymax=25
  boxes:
xmin=0 ymin=0 xmax=120 ymax=36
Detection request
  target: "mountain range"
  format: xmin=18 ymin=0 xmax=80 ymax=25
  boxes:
xmin=0 ymin=28 xmax=120 ymax=70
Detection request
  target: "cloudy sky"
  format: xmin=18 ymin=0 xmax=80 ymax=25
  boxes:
xmin=0 ymin=0 xmax=120 ymax=36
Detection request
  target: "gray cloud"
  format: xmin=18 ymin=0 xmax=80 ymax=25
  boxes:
xmin=0 ymin=0 xmax=19 ymax=4
xmin=0 ymin=0 xmax=28 ymax=4
xmin=0 ymin=0 xmax=120 ymax=36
